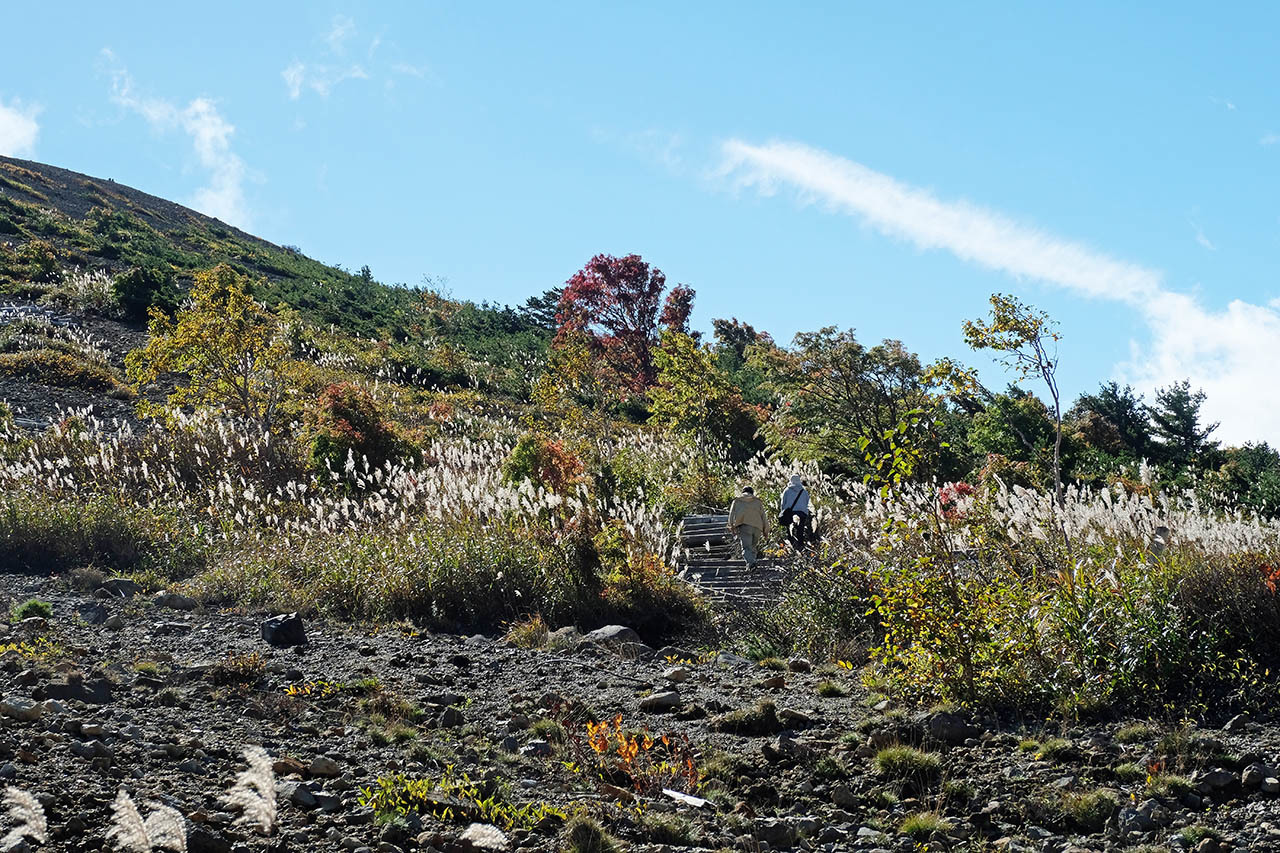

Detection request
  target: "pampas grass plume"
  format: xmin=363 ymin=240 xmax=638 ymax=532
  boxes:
xmin=2 ymin=787 xmax=47 ymax=846
xmin=225 ymin=745 xmax=276 ymax=835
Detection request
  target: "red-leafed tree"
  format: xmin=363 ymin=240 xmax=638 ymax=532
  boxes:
xmin=556 ymin=253 xmax=696 ymax=390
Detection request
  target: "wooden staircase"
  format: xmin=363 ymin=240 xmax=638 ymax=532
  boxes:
xmin=674 ymin=511 xmax=786 ymax=605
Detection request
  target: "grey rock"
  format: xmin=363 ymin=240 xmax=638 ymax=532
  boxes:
xmin=261 ymin=612 xmax=307 ymax=648
xmin=583 ymin=625 xmax=640 ymax=646
xmin=98 ymin=578 xmax=142 ymax=599
xmin=663 ymin=667 xmax=691 ymax=683
xmin=1118 ymin=807 xmax=1156 ymax=834
xmin=283 ymin=782 xmax=318 ymax=809
xmin=310 ymin=756 xmax=341 ymax=777
xmin=1264 ymin=777 xmax=1280 ymax=794
xmin=520 ymin=740 xmax=552 ymax=757
xmin=927 ymin=710 xmax=981 ymax=744
xmin=639 ymin=691 xmax=682 ymax=712
xmin=786 ymin=657 xmax=812 ymax=672
xmin=1223 ymin=712 xmax=1250 ymax=732
xmin=0 ymin=697 xmax=40 ymax=722
xmin=154 ymin=591 xmax=197 ymax=611
xmin=1242 ymin=762 xmax=1271 ymax=788
xmin=439 ymin=706 xmax=464 ymax=728
xmin=76 ymin=602 xmax=109 ymax=625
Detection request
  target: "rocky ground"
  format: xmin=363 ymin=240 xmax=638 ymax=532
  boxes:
xmin=3 ymin=573 xmax=1280 ymax=853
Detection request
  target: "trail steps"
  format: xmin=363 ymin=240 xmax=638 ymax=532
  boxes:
xmin=675 ymin=512 xmax=785 ymax=605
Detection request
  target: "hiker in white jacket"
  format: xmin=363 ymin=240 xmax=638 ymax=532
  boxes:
xmin=778 ymin=475 xmax=813 ymax=552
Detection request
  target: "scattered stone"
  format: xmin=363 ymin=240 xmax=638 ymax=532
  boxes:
xmin=309 ymin=756 xmax=341 ymax=778
xmin=1242 ymin=762 xmax=1271 ymax=788
xmin=0 ymin=697 xmax=40 ymax=722
xmin=98 ymin=578 xmax=141 ymax=599
xmin=520 ymin=740 xmax=552 ymax=758
xmin=261 ymin=613 xmax=307 ymax=648
xmin=786 ymin=657 xmax=812 ymax=672
xmin=617 ymin=641 xmax=655 ymax=660
xmin=154 ymin=591 xmax=197 ymax=611
xmin=1263 ymin=777 xmax=1280 ymax=794
xmin=927 ymin=710 xmax=981 ymax=744
xmin=663 ymin=666 xmax=691 ymax=683
xmin=439 ymin=706 xmax=464 ymax=728
xmin=76 ymin=602 xmax=109 ymax=625
xmin=640 ymin=691 xmax=682 ymax=712
xmin=583 ymin=625 xmax=640 ymax=646
xmin=1223 ymin=712 xmax=1250 ymax=732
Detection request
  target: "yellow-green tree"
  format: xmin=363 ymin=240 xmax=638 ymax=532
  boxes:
xmin=650 ymin=331 xmax=759 ymax=462
xmin=963 ymin=293 xmax=1063 ymax=503
xmin=125 ymin=264 xmax=300 ymax=434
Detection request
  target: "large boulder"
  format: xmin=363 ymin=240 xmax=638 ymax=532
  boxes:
xmin=261 ymin=613 xmax=307 ymax=648
xmin=583 ymin=625 xmax=640 ymax=647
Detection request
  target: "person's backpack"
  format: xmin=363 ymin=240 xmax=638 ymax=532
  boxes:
xmin=778 ymin=488 xmax=806 ymax=527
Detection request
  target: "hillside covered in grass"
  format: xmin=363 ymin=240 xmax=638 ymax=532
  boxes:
xmin=4 ymin=155 xmax=1280 ymax=723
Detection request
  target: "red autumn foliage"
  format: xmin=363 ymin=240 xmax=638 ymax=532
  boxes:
xmin=556 ymin=253 xmax=696 ymax=390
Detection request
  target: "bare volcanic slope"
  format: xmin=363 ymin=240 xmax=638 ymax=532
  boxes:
xmin=0 ymin=155 xmax=417 ymax=337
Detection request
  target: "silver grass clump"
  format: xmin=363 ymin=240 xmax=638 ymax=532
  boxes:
xmin=224 ymin=746 xmax=276 ymax=835
xmin=105 ymin=789 xmax=187 ymax=852
xmin=2 ymin=787 xmax=47 ymax=847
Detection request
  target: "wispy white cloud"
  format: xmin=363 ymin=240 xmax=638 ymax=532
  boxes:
xmin=1260 ymin=132 xmax=1280 ymax=146
xmin=282 ymin=60 xmax=369 ymax=100
xmin=1191 ymin=220 xmax=1216 ymax=251
xmin=104 ymin=50 xmax=251 ymax=228
xmin=717 ymin=138 xmax=1280 ymax=445
xmin=594 ymin=127 xmax=686 ymax=174
xmin=0 ymin=96 xmax=40 ymax=157
xmin=326 ymin=15 xmax=356 ymax=53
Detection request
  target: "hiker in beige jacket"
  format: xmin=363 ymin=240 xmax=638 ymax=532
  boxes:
xmin=728 ymin=486 xmax=769 ymax=568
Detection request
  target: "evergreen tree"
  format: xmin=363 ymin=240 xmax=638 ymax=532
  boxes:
xmin=1071 ymin=381 xmax=1151 ymax=459
xmin=1148 ymin=380 xmax=1218 ymax=468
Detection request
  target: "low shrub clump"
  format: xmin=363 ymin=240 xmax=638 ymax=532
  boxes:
xmin=1061 ymin=789 xmax=1117 ymax=831
xmin=0 ymin=349 xmax=129 ymax=394
xmin=10 ymin=598 xmax=52 ymax=621
xmin=874 ymin=745 xmax=941 ymax=781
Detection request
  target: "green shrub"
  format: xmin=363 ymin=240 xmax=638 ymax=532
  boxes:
xmin=10 ymin=599 xmax=51 ymax=621
xmin=563 ymin=815 xmax=620 ymax=853
xmin=1114 ymin=762 xmax=1144 ymax=783
xmin=639 ymin=812 xmax=694 ymax=845
xmin=114 ymin=265 xmax=179 ymax=320
xmin=0 ymin=349 xmax=129 ymax=393
xmin=1115 ymin=723 xmax=1154 ymax=744
xmin=899 ymin=812 xmax=950 ymax=840
xmin=305 ymin=382 xmax=407 ymax=476
xmin=874 ymin=745 xmax=941 ymax=780
xmin=1061 ymin=789 xmax=1117 ymax=831
xmin=1146 ymin=773 xmax=1193 ymax=798
xmin=710 ymin=700 xmax=782 ymax=736
xmin=816 ymin=679 xmax=848 ymax=697
xmin=0 ymin=492 xmax=207 ymax=577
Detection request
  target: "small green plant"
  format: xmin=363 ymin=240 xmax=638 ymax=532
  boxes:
xmin=942 ymin=779 xmax=974 ymax=803
xmin=1146 ymin=773 xmax=1193 ymax=798
xmin=503 ymin=614 xmax=550 ymax=648
xmin=874 ymin=745 xmax=941 ymax=781
xmin=563 ymin=815 xmax=621 ymax=853
xmin=814 ymin=755 xmax=848 ymax=780
xmin=639 ymin=812 xmax=694 ymax=845
xmin=208 ymin=652 xmax=266 ymax=686
xmin=133 ymin=660 xmax=161 ymax=676
xmin=757 ymin=657 xmax=787 ymax=671
xmin=1115 ymin=723 xmax=1154 ymax=744
xmin=1018 ymin=738 xmax=1041 ymax=753
xmin=1114 ymin=762 xmax=1144 ymax=783
xmin=360 ymin=771 xmax=565 ymax=831
xmin=1178 ymin=825 xmax=1220 ymax=845
xmin=10 ymin=599 xmax=52 ymax=621
xmin=1036 ymin=738 xmax=1075 ymax=762
xmin=899 ymin=811 xmax=950 ymax=840
xmin=709 ymin=700 xmax=781 ymax=736
xmin=816 ymin=679 xmax=848 ymax=697
xmin=1061 ymin=789 xmax=1117 ymax=831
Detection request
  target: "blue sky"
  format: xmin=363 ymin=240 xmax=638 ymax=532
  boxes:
xmin=2 ymin=2 xmax=1279 ymax=442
